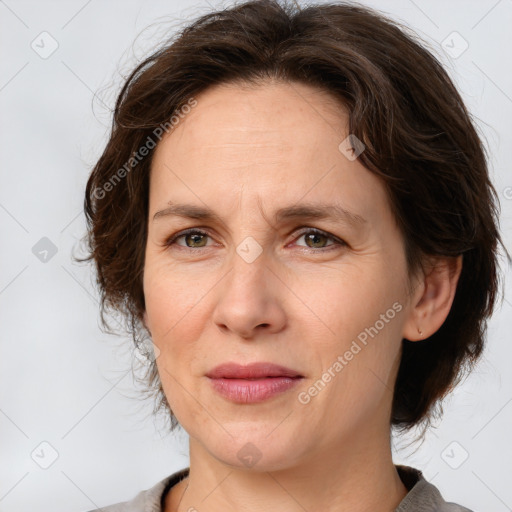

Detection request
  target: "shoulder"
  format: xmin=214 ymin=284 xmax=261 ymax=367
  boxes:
xmin=395 ymin=465 xmax=474 ymax=512
xmin=84 ymin=467 xmax=190 ymax=512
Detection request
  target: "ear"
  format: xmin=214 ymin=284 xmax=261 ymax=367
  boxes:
xmin=402 ymin=255 xmax=463 ymax=341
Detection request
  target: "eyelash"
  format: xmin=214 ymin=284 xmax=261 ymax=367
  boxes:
xmin=163 ymin=227 xmax=346 ymax=253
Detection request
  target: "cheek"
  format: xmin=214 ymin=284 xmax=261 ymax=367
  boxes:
xmin=295 ymin=259 xmax=407 ymax=409
xmin=143 ymin=256 xmax=208 ymax=334
xmin=294 ymin=261 xmax=402 ymax=344
xmin=298 ymin=275 xmax=405 ymax=431
xmin=143 ymin=252 xmax=229 ymax=341
xmin=143 ymin=263 xmax=208 ymax=397
xmin=146 ymin=268 xmax=208 ymax=422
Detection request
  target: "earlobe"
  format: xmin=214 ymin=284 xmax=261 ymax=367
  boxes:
xmin=402 ymin=255 xmax=463 ymax=342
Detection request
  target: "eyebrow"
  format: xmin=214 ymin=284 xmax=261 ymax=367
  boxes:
xmin=153 ymin=202 xmax=367 ymax=228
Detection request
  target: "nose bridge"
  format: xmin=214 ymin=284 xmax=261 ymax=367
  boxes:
xmin=227 ymin=237 xmax=269 ymax=296
xmin=212 ymin=235 xmax=287 ymax=337
xmin=222 ymin=192 xmax=283 ymax=297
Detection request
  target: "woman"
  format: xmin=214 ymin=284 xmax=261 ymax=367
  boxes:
xmin=80 ymin=0 xmax=506 ymax=510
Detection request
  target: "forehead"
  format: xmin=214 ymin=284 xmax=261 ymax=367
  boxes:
xmin=161 ymin=80 xmax=348 ymax=150
xmin=149 ymin=80 xmax=391 ymax=229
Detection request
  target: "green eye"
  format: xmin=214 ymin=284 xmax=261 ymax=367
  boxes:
xmin=297 ymin=230 xmax=334 ymax=249
xmin=164 ymin=227 xmax=346 ymax=252
xmin=165 ymin=229 xmax=211 ymax=248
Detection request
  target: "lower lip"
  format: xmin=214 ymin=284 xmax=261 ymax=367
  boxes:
xmin=208 ymin=377 xmax=303 ymax=403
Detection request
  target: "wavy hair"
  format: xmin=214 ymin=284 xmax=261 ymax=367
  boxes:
xmin=78 ymin=0 xmax=507 ymax=435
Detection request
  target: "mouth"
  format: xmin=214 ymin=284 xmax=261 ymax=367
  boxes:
xmin=206 ymin=361 xmax=303 ymax=379
xmin=206 ymin=362 xmax=304 ymax=403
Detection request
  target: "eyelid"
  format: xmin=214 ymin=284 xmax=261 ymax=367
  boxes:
xmin=291 ymin=227 xmax=346 ymax=248
xmin=163 ymin=226 xmax=346 ymax=251
xmin=163 ymin=227 xmax=216 ymax=248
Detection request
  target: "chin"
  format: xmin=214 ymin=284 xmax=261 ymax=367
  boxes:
xmin=203 ymin=429 xmax=305 ymax=472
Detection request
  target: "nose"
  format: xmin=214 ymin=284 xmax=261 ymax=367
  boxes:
xmin=211 ymin=249 xmax=287 ymax=340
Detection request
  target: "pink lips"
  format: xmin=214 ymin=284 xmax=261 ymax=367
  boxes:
xmin=206 ymin=362 xmax=304 ymax=403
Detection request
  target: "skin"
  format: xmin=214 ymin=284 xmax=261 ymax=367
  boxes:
xmin=142 ymin=80 xmax=462 ymax=512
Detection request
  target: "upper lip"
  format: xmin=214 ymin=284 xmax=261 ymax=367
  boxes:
xmin=206 ymin=362 xmax=303 ymax=379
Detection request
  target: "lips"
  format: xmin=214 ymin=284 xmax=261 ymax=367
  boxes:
xmin=206 ymin=362 xmax=304 ymax=403
xmin=206 ymin=362 xmax=303 ymax=380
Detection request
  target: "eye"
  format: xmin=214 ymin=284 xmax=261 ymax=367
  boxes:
xmin=292 ymin=228 xmax=346 ymax=251
xmin=164 ymin=229 xmax=213 ymax=249
xmin=163 ymin=227 xmax=346 ymax=252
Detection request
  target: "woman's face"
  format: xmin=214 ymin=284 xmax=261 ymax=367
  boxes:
xmin=143 ymin=81 xmax=418 ymax=469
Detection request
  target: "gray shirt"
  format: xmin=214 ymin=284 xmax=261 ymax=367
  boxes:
xmin=87 ymin=465 xmax=473 ymax=512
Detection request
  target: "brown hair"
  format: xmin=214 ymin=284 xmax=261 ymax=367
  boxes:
xmin=78 ymin=0 xmax=507 ymax=434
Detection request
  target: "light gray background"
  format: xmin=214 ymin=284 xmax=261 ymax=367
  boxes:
xmin=0 ymin=0 xmax=511 ymax=511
